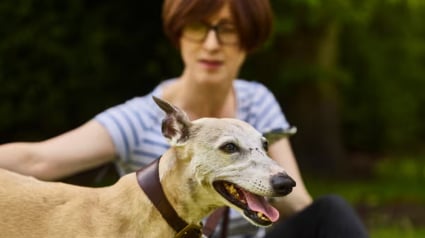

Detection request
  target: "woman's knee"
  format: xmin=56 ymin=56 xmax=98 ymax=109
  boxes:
xmin=314 ymin=194 xmax=353 ymax=216
xmin=314 ymin=194 xmax=369 ymax=237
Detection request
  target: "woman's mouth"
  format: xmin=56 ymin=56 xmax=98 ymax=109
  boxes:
xmin=199 ymin=59 xmax=223 ymax=70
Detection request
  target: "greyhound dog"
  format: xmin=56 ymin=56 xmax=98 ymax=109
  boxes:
xmin=0 ymin=97 xmax=296 ymax=238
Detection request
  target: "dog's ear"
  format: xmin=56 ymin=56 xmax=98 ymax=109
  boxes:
xmin=153 ymin=96 xmax=191 ymax=146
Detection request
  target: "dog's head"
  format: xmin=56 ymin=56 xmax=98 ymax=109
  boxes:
xmin=153 ymin=96 xmax=296 ymax=227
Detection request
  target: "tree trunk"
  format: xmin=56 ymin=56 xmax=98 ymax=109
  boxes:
xmin=286 ymin=21 xmax=347 ymax=175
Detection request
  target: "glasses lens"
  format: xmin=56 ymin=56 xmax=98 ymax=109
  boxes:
xmin=182 ymin=22 xmax=239 ymax=45
xmin=183 ymin=22 xmax=208 ymax=42
xmin=216 ymin=23 xmax=238 ymax=45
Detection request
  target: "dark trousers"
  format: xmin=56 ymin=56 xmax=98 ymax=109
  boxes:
xmin=265 ymin=195 xmax=369 ymax=238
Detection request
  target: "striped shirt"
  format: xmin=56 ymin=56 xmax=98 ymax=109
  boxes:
xmin=95 ymin=78 xmax=290 ymax=237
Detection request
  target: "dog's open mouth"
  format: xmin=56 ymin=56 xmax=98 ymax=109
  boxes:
xmin=213 ymin=181 xmax=279 ymax=226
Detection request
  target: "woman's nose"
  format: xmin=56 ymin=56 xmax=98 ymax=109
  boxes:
xmin=202 ymin=30 xmax=221 ymax=50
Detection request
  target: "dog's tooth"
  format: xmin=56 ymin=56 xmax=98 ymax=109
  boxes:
xmin=257 ymin=212 xmax=269 ymax=221
xmin=225 ymin=183 xmax=248 ymax=203
xmin=230 ymin=185 xmax=237 ymax=196
xmin=226 ymin=184 xmax=237 ymax=196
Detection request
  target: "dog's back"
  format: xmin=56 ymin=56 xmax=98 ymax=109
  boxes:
xmin=1 ymin=168 xmax=59 ymax=236
xmin=0 ymin=167 xmax=166 ymax=238
xmin=0 ymin=168 xmax=102 ymax=237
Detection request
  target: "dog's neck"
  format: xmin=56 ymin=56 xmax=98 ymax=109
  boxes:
xmin=159 ymin=149 xmax=218 ymax=225
xmin=95 ymin=149 xmax=220 ymax=237
xmin=136 ymin=156 xmax=202 ymax=237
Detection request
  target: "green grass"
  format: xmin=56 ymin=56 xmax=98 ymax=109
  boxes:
xmin=371 ymin=226 xmax=425 ymax=238
xmin=306 ymin=175 xmax=425 ymax=205
xmin=303 ymin=154 xmax=425 ymax=237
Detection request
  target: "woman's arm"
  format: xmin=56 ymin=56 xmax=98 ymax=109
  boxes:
xmin=0 ymin=120 xmax=116 ymax=181
xmin=268 ymin=137 xmax=313 ymax=218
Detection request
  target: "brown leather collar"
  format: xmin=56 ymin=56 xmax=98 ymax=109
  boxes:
xmin=136 ymin=159 xmax=203 ymax=238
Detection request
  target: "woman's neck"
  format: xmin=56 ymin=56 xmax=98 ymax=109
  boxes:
xmin=161 ymin=77 xmax=236 ymax=120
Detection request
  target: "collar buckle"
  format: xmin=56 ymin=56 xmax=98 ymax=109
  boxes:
xmin=175 ymin=223 xmax=203 ymax=238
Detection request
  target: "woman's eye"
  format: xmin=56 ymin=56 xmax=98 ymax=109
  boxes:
xmin=220 ymin=143 xmax=239 ymax=154
xmin=218 ymin=24 xmax=236 ymax=34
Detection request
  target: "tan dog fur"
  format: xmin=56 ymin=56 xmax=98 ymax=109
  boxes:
xmin=0 ymin=97 xmax=295 ymax=237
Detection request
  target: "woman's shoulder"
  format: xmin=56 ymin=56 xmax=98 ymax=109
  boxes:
xmin=234 ymin=79 xmax=274 ymax=100
xmin=122 ymin=95 xmax=157 ymax=112
xmin=234 ymin=79 xmax=271 ymax=94
xmin=234 ymin=79 xmax=265 ymax=88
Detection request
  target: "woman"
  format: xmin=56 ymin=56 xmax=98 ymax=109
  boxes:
xmin=0 ymin=0 xmax=368 ymax=237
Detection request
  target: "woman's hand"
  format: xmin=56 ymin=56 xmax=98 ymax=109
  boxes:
xmin=268 ymin=138 xmax=313 ymax=219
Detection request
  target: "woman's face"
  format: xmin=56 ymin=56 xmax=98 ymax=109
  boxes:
xmin=179 ymin=3 xmax=247 ymax=85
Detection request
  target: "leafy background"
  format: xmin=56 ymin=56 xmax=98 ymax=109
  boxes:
xmin=1 ymin=0 xmax=424 ymax=236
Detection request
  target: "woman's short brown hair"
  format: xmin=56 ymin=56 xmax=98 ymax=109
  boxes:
xmin=162 ymin=0 xmax=273 ymax=52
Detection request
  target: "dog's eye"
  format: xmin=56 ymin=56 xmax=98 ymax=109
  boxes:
xmin=262 ymin=140 xmax=269 ymax=152
xmin=220 ymin=143 xmax=239 ymax=154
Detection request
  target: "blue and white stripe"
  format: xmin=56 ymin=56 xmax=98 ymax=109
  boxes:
xmin=95 ymin=79 xmax=290 ymax=175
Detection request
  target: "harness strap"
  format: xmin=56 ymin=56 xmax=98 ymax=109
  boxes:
xmin=136 ymin=159 xmax=202 ymax=238
xmin=136 ymin=158 xmax=228 ymax=238
xmin=203 ymin=207 xmax=230 ymax=238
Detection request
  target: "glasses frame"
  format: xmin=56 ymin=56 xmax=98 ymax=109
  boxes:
xmin=182 ymin=22 xmax=239 ymax=46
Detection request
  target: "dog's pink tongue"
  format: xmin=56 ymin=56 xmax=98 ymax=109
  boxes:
xmin=242 ymin=191 xmax=280 ymax=222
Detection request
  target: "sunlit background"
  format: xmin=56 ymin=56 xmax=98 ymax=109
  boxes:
xmin=1 ymin=0 xmax=424 ymax=237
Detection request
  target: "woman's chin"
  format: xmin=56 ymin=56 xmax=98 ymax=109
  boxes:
xmin=194 ymin=71 xmax=234 ymax=85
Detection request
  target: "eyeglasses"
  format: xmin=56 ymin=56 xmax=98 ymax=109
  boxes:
xmin=182 ymin=22 xmax=239 ymax=45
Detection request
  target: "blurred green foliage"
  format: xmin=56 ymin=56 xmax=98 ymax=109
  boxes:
xmin=0 ymin=0 xmax=180 ymax=141
xmin=1 ymin=0 xmax=424 ymax=235
xmin=0 ymin=0 xmax=424 ymax=168
xmin=339 ymin=1 xmax=425 ymax=152
xmin=250 ymin=0 xmax=425 ymax=164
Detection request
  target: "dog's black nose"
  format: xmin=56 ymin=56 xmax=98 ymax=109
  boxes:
xmin=270 ymin=173 xmax=296 ymax=196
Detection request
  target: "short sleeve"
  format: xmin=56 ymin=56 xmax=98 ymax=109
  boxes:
xmin=94 ymin=96 xmax=158 ymax=161
xmin=237 ymin=81 xmax=291 ymax=134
